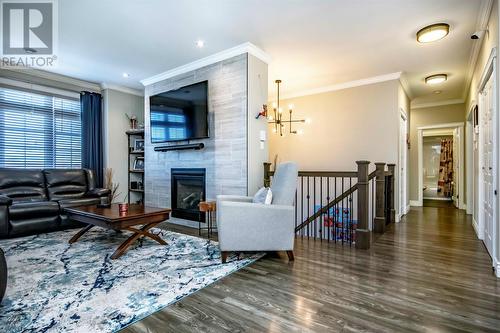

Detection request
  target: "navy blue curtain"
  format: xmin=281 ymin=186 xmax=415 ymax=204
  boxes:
xmin=80 ymin=91 xmax=103 ymax=187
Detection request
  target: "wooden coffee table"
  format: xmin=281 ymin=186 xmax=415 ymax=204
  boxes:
xmin=65 ymin=204 xmax=171 ymax=259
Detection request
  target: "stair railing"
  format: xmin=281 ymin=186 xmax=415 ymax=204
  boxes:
xmin=264 ymin=161 xmax=395 ymax=249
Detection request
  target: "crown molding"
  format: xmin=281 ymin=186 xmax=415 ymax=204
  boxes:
xmin=101 ymin=83 xmax=144 ymax=96
xmin=399 ymin=72 xmax=413 ymax=99
xmin=463 ymin=0 xmax=494 ymax=100
xmin=0 ymin=68 xmax=101 ymax=92
xmin=140 ymin=42 xmax=272 ymax=87
xmin=280 ymin=72 xmax=402 ymax=100
xmin=411 ymin=98 xmax=465 ymax=109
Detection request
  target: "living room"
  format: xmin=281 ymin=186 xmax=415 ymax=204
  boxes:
xmin=1 ymin=1 xmax=500 ymax=332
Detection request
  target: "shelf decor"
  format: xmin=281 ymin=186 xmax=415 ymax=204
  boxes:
xmin=127 ymin=129 xmax=145 ymax=204
xmin=268 ymin=80 xmax=310 ymax=136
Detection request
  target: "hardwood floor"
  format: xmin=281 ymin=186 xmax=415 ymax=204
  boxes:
xmin=122 ymin=206 xmax=500 ymax=333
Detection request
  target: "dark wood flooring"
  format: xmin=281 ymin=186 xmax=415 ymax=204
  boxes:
xmin=423 ymin=199 xmax=456 ymax=208
xmin=122 ymin=206 xmax=500 ymax=333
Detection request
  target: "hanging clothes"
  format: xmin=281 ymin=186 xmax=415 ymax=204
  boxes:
xmin=437 ymin=138 xmax=453 ymax=197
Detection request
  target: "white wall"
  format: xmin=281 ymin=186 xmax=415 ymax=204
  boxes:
xmin=268 ymin=79 xmax=401 ymax=214
xmin=103 ymin=89 xmax=144 ymax=202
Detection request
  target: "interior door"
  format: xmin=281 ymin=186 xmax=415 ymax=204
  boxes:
xmin=399 ymin=112 xmax=407 ymax=216
xmin=480 ymin=73 xmax=495 ymax=257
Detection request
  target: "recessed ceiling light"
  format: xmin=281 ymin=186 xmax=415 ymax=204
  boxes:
xmin=122 ymin=73 xmax=130 ymax=78
xmin=196 ymin=40 xmax=204 ymax=48
xmin=417 ymin=23 xmax=450 ymax=43
xmin=434 ymin=90 xmax=442 ymax=94
xmin=425 ymin=74 xmax=447 ymax=85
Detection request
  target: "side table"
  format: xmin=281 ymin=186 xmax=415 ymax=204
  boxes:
xmin=199 ymin=201 xmax=216 ymax=238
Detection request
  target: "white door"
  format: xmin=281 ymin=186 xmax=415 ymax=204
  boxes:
xmin=480 ymin=73 xmax=496 ymax=257
xmin=399 ymin=112 xmax=407 ymax=216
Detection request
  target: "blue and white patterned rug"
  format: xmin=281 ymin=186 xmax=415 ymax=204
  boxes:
xmin=0 ymin=228 xmax=262 ymax=332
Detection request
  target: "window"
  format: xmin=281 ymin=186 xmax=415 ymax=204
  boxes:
xmin=0 ymin=86 xmax=81 ymax=169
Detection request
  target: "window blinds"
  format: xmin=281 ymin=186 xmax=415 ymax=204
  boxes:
xmin=0 ymin=86 xmax=82 ymax=169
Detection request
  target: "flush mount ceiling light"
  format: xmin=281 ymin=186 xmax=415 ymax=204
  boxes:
xmin=416 ymin=23 xmax=450 ymax=43
xmin=434 ymin=90 xmax=442 ymax=94
xmin=196 ymin=40 xmax=204 ymax=48
xmin=122 ymin=73 xmax=130 ymax=78
xmin=425 ymin=74 xmax=447 ymax=85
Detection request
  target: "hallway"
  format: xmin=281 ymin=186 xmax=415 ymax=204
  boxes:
xmin=124 ymin=207 xmax=500 ymax=333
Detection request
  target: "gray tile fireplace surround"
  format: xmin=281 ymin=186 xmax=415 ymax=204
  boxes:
xmin=143 ymin=53 xmax=262 ymax=228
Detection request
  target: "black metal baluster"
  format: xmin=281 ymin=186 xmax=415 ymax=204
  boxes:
xmin=307 ymin=176 xmax=311 ymax=237
xmin=327 ymin=177 xmax=330 ymax=243
xmin=301 ymin=176 xmax=304 ymax=239
xmin=319 ymin=176 xmax=323 ymax=242
xmin=341 ymin=177 xmax=345 ymax=245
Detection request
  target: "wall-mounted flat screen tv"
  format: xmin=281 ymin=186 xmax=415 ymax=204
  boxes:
xmin=149 ymin=81 xmax=208 ymax=143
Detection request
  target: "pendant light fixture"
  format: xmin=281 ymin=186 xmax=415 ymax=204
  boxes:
xmin=268 ymin=80 xmax=310 ymax=136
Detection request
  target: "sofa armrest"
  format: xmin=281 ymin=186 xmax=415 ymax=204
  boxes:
xmin=216 ymin=195 xmax=253 ymax=203
xmin=85 ymin=188 xmax=110 ymax=198
xmin=216 ymin=201 xmax=295 ymax=251
xmin=0 ymin=195 xmax=12 ymax=206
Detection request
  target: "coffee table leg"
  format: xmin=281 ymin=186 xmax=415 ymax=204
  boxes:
xmin=111 ymin=222 xmax=166 ymax=259
xmin=69 ymin=224 xmax=94 ymax=244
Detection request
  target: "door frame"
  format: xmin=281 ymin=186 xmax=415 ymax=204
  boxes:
xmin=399 ymin=109 xmax=408 ymax=217
xmin=466 ymin=107 xmax=474 ymax=215
xmin=417 ymin=122 xmax=465 ymax=207
xmin=476 ymin=47 xmax=498 ymax=272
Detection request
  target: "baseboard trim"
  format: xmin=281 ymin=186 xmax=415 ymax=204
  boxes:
xmin=409 ymin=200 xmax=421 ymax=206
xmin=423 ymin=197 xmax=452 ymax=201
xmin=494 ymin=257 xmax=500 ymax=278
xmin=406 ymin=204 xmax=410 ymax=214
xmin=472 ymin=217 xmax=479 ymax=237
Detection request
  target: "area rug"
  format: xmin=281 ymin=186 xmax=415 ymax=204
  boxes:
xmin=0 ymin=228 xmax=262 ymax=332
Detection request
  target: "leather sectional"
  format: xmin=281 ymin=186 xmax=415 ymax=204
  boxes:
xmin=0 ymin=169 xmax=110 ymax=239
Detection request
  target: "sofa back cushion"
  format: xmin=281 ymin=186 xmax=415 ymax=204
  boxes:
xmin=0 ymin=169 xmax=47 ymax=201
xmin=270 ymin=162 xmax=298 ymax=206
xmin=43 ymin=169 xmax=89 ymax=200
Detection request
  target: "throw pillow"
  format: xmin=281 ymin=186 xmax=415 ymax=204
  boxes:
xmin=253 ymin=187 xmax=273 ymax=204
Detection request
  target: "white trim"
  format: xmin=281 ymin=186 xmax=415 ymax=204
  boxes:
xmin=410 ymin=200 xmax=421 ymax=206
xmin=472 ymin=216 xmax=481 ymax=238
xmin=495 ymin=257 xmax=500 ymax=278
xmin=417 ymin=123 xmax=465 ymax=207
xmin=423 ymin=197 xmax=453 ymax=201
xmin=411 ymin=99 xmax=464 ymax=110
xmin=140 ymin=42 xmax=272 ymax=86
xmin=0 ymin=77 xmax=80 ymax=99
xmin=0 ymin=68 xmax=101 ymax=92
xmin=101 ymin=83 xmax=144 ymax=97
xmin=417 ymin=122 xmax=465 ymax=131
xmin=478 ymin=48 xmax=497 ymax=91
xmin=399 ymin=109 xmax=408 ymax=218
xmin=280 ymin=72 xmax=402 ymax=100
xmin=399 ymin=73 xmax=413 ymax=100
xmin=463 ymin=0 xmax=494 ymax=100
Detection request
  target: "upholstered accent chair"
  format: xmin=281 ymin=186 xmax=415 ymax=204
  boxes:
xmin=216 ymin=162 xmax=299 ymax=263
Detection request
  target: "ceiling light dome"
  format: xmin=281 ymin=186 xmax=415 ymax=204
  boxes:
xmin=417 ymin=23 xmax=450 ymax=43
xmin=425 ymin=74 xmax=447 ymax=85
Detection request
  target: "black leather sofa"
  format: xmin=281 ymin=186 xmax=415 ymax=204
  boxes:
xmin=0 ymin=247 xmax=6 ymax=304
xmin=0 ymin=169 xmax=110 ymax=239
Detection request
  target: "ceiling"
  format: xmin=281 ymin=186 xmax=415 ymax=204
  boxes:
xmin=51 ymin=0 xmax=485 ymax=104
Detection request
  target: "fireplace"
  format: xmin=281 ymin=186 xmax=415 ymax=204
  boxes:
xmin=171 ymin=168 xmax=206 ymax=222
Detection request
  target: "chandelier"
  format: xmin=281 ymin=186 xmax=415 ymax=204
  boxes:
xmin=268 ymin=80 xmax=309 ymax=136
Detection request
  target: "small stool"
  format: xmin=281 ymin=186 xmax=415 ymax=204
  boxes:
xmin=199 ymin=201 xmax=216 ymax=238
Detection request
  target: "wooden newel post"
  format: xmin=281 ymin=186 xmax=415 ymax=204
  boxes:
xmin=387 ymin=163 xmax=396 ymax=224
xmin=355 ymin=160 xmax=371 ymax=249
xmin=263 ymin=162 xmax=271 ymax=187
xmin=373 ymin=162 xmax=386 ymax=234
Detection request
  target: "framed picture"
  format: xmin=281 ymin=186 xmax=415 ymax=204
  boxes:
xmin=133 ymin=139 xmax=144 ymax=152
xmin=133 ymin=157 xmax=144 ymax=170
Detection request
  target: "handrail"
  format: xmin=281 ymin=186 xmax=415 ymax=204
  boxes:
xmin=294 ymin=183 xmax=358 ymax=232
xmin=266 ymin=170 xmax=358 ymax=178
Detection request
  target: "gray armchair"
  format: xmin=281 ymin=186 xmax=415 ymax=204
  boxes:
xmin=216 ymin=162 xmax=299 ymax=263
